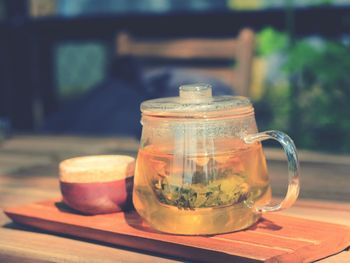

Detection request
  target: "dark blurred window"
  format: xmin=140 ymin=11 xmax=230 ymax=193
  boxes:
xmin=0 ymin=0 xmax=5 ymax=20
xmin=54 ymin=42 xmax=108 ymax=101
xmin=28 ymin=0 xmax=350 ymax=18
xmin=56 ymin=0 xmax=228 ymax=15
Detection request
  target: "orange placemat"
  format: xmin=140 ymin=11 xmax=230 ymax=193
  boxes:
xmin=4 ymin=199 xmax=350 ymax=262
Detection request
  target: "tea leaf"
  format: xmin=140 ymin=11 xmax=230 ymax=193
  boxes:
xmin=152 ymin=156 xmax=249 ymax=210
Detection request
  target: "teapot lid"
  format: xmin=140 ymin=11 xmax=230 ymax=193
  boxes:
xmin=141 ymin=83 xmax=253 ymax=118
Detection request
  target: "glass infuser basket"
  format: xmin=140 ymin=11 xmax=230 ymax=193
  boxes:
xmin=133 ymin=84 xmax=300 ymax=235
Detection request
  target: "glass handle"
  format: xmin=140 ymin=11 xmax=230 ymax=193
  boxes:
xmin=244 ymin=130 xmax=300 ymax=213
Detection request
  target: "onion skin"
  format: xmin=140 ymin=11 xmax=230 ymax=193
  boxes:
xmin=60 ymin=176 xmax=133 ymax=215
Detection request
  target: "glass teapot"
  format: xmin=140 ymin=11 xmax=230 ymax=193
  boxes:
xmin=133 ymin=84 xmax=300 ymax=235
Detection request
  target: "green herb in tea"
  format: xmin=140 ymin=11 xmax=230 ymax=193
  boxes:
xmin=153 ymin=172 xmax=249 ymax=210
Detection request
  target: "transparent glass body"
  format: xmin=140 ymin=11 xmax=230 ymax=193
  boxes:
xmin=133 ymin=84 xmax=300 ymax=235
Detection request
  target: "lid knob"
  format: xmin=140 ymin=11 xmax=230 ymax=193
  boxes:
xmin=179 ymin=84 xmax=212 ymax=102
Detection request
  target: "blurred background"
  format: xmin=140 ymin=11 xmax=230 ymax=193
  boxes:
xmin=0 ymin=0 xmax=350 ymax=153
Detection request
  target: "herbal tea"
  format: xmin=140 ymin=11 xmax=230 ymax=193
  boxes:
xmin=133 ymin=140 xmax=271 ymax=235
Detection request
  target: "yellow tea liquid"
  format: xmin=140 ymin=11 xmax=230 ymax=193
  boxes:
xmin=133 ymin=141 xmax=271 ymax=235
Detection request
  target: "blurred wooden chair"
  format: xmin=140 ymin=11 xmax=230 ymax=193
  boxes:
xmin=116 ymin=29 xmax=255 ymax=96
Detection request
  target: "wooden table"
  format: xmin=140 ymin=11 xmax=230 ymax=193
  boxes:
xmin=0 ymin=135 xmax=349 ymax=262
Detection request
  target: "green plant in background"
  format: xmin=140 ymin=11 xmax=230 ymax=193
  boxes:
xmin=256 ymin=27 xmax=350 ymax=152
xmin=256 ymin=27 xmax=288 ymax=56
xmin=285 ymin=41 xmax=350 ymax=151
